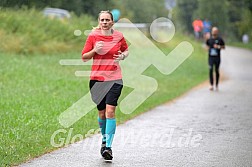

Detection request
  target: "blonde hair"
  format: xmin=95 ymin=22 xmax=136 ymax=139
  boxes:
xmin=93 ymin=10 xmax=114 ymax=30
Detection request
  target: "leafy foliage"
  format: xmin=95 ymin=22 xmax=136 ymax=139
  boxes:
xmin=173 ymin=0 xmax=252 ymax=41
xmin=0 ymin=8 xmax=93 ymax=54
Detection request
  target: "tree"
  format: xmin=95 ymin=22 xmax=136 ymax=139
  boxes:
xmin=82 ymin=0 xmax=115 ymax=16
xmin=113 ymin=0 xmax=167 ymax=23
xmin=173 ymin=0 xmax=198 ymax=33
xmin=174 ymin=0 xmax=252 ymax=40
xmin=0 ymin=0 xmax=115 ymax=16
xmin=0 ymin=0 xmax=62 ymax=9
xmin=227 ymin=0 xmax=252 ymax=40
xmin=193 ymin=0 xmax=229 ymax=35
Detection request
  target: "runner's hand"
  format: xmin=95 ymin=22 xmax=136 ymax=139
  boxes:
xmin=113 ymin=51 xmax=125 ymax=62
xmin=94 ymin=41 xmax=104 ymax=53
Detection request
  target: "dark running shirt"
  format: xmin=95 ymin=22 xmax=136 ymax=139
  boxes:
xmin=206 ymin=37 xmax=225 ymax=57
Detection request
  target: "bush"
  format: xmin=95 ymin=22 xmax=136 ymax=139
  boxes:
xmin=0 ymin=8 xmax=94 ymax=54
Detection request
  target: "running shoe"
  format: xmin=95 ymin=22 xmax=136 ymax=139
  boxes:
xmin=102 ymin=147 xmax=113 ymax=161
xmin=100 ymin=142 xmax=106 ymax=157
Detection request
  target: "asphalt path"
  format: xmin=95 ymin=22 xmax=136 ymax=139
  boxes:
xmin=20 ymin=46 xmax=252 ymax=167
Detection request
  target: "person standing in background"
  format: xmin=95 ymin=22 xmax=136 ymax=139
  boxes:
xmin=203 ymin=18 xmax=212 ymax=41
xmin=192 ymin=18 xmax=203 ymax=40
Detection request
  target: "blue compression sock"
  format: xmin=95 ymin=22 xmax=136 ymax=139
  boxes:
xmin=105 ymin=118 xmax=116 ymax=148
xmin=98 ymin=117 xmax=106 ymax=143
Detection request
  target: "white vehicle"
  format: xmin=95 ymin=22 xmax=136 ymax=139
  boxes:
xmin=43 ymin=7 xmax=71 ymax=20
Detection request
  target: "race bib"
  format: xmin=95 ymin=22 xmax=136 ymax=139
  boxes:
xmin=210 ymin=48 xmax=218 ymax=56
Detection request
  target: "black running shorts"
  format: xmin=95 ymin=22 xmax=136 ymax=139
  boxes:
xmin=89 ymin=79 xmax=123 ymax=111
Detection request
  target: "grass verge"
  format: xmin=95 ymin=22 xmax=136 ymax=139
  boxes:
xmin=229 ymin=41 xmax=252 ymax=50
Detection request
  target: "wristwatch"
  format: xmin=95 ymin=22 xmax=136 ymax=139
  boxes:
xmin=121 ymin=53 xmax=126 ymax=60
